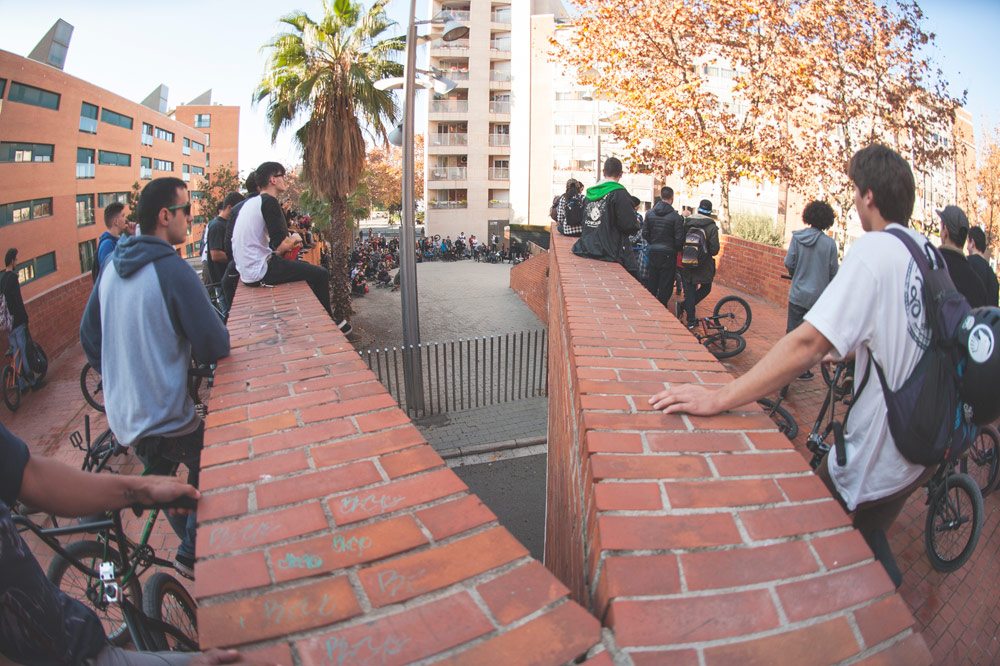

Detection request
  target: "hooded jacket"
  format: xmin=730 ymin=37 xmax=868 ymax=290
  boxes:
xmin=96 ymin=230 xmax=118 ymax=267
xmin=783 ymin=227 xmax=838 ymax=309
xmin=572 ymin=181 xmax=640 ymax=271
xmin=80 ymin=235 xmax=230 ymax=446
xmin=643 ymin=200 xmax=684 ymax=253
xmin=679 ymin=213 xmax=720 ymax=282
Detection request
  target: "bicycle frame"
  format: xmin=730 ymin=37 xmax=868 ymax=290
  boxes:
xmin=807 ymin=363 xmax=850 ymax=469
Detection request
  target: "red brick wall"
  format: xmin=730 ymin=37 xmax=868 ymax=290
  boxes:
xmin=195 ymin=282 xmax=604 ymax=662
xmin=716 ymin=234 xmax=791 ymax=307
xmin=0 ymin=274 xmax=91 ymax=360
xmin=510 ymin=250 xmax=548 ymax=324
xmin=544 ymin=232 xmax=931 ymax=664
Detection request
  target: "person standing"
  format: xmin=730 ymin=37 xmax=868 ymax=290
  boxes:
xmin=0 ymin=249 xmax=40 ymax=391
xmin=572 ymin=157 xmax=641 ymax=277
xmin=96 ymin=202 xmax=130 ymax=269
xmin=204 ymin=192 xmax=243 ymax=288
xmin=936 ymin=205 xmax=987 ymax=307
xmin=966 ymin=226 xmax=998 ymax=307
xmin=784 ymin=200 xmax=839 ymax=379
xmin=642 ymin=186 xmax=685 ymax=308
xmin=678 ymin=199 xmax=721 ymax=326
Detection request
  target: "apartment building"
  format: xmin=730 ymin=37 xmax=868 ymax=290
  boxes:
xmin=173 ymin=91 xmax=240 ymax=176
xmin=0 ymin=21 xmax=238 ymax=300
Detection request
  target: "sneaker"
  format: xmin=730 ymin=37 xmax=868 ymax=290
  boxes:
xmin=174 ymin=554 xmax=195 ymax=580
xmin=336 ymin=319 xmax=353 ymax=336
xmin=686 ymin=320 xmax=699 ymax=330
xmin=797 ymin=370 xmax=814 ymax=380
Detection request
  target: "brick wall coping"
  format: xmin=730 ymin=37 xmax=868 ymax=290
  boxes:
xmin=543 ymin=232 xmax=932 ymax=665
xmin=195 ymin=283 xmax=604 ymax=664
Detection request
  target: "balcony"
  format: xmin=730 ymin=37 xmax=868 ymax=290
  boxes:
xmin=489 ymin=101 xmax=511 ymax=114
xmin=491 ymin=9 xmax=512 ymax=24
xmin=140 ymin=166 xmax=153 ymax=180
xmin=488 ymin=200 xmax=510 ymax=208
xmin=429 ymin=166 xmax=468 ymax=180
xmin=489 ymin=133 xmax=510 ymax=147
xmin=489 ymin=167 xmax=510 ymax=180
xmin=434 ymin=38 xmax=469 ymax=51
xmin=429 ymin=200 xmax=468 ymax=209
xmin=490 ymin=39 xmax=511 ymax=52
xmin=447 ymin=70 xmax=470 ymax=81
xmin=447 ymin=9 xmax=470 ymax=20
xmin=79 ymin=117 xmax=98 ymax=133
xmin=429 ymin=133 xmax=468 ymax=147
xmin=430 ymin=100 xmax=469 ymax=113
xmin=182 ymin=173 xmax=190 ymax=182
xmin=76 ymin=163 xmax=95 ymax=179
xmin=490 ymin=71 xmax=512 ymax=82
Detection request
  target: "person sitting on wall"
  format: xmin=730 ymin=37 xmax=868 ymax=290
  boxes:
xmin=572 ymin=157 xmax=641 ymax=279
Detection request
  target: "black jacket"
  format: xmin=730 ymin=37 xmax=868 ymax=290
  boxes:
xmin=643 ymin=201 xmax=684 ymax=253
xmin=941 ymin=247 xmax=988 ymax=308
xmin=968 ymin=254 xmax=999 ymax=307
xmin=679 ymin=214 xmax=721 ymax=283
xmin=0 ymin=270 xmax=28 ymax=329
xmin=572 ymin=183 xmax=640 ymax=272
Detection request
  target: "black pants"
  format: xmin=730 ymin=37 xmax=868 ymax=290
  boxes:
xmin=263 ymin=254 xmax=332 ymax=316
xmin=645 ymin=250 xmax=677 ymax=308
xmin=221 ymin=261 xmax=239 ymax=311
xmin=681 ymin=275 xmax=713 ymax=323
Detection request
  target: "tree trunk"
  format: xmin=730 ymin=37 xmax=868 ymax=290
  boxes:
xmin=326 ymin=196 xmax=353 ymax=323
xmin=719 ymin=180 xmax=732 ymax=234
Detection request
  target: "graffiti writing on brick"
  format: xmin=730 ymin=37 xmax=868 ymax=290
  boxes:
xmin=338 ymin=493 xmax=405 ymax=515
xmin=208 ymin=521 xmax=280 ymax=549
xmin=275 ymin=552 xmax=324 ymax=570
xmin=375 ymin=568 xmax=425 ymax=598
xmin=331 ymin=534 xmax=372 ymax=555
xmin=261 ymin=593 xmax=337 ymax=627
xmin=325 ymin=634 xmax=410 ymax=665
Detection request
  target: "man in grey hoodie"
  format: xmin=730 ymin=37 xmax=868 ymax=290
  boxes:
xmin=783 ymin=200 xmax=839 ymax=379
xmin=80 ymin=177 xmax=230 ymax=577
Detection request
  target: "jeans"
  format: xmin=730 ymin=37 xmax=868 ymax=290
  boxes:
xmin=134 ymin=422 xmax=203 ymax=560
xmin=786 ymin=302 xmax=810 ymax=334
xmin=9 ymin=323 xmax=37 ymax=390
xmin=262 ymin=254 xmax=332 ymax=317
xmin=88 ymin=646 xmax=194 ymax=665
xmin=645 ymin=250 xmax=677 ymax=308
xmin=681 ymin=276 xmax=713 ymax=324
xmin=221 ymin=260 xmax=239 ymax=311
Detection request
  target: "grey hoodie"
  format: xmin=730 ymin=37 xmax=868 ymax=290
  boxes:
xmin=81 ymin=235 xmax=230 ymax=446
xmin=784 ymin=227 xmax=838 ymax=309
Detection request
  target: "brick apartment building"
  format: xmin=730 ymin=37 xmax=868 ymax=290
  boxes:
xmin=0 ymin=20 xmax=239 ymax=300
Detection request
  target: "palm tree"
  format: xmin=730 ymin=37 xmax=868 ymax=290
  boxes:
xmin=256 ymin=0 xmax=404 ymax=322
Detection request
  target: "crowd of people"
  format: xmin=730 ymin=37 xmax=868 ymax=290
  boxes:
xmin=351 ymin=232 xmax=400 ymax=294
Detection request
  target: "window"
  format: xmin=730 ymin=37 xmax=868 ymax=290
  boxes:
xmin=79 ymin=239 xmax=97 ymax=274
xmin=141 ymin=122 xmax=154 ymax=146
xmin=0 ymin=79 xmax=6 ymax=98
xmin=98 ymin=192 xmax=129 ymax=208
xmin=206 ymin=153 xmax=210 ymax=167
xmin=190 ymin=191 xmax=204 ymax=200
xmin=190 ymin=165 xmax=204 ymax=176
xmin=191 ymin=140 xmax=205 ymax=152
xmin=98 ymin=150 xmax=131 ymax=167
xmin=154 ymin=127 xmax=175 ymax=142
xmin=0 ymin=198 xmax=53 ymax=226
xmin=8 ymin=81 xmax=60 ymax=110
xmin=140 ymin=156 xmax=152 ymax=179
xmin=100 ymin=108 xmax=133 ymax=130
xmin=194 ymin=114 xmax=211 ymax=128
xmin=77 ymin=148 xmax=96 ymax=179
xmin=76 ymin=194 xmax=95 ymax=226
xmin=0 ymin=142 xmax=54 ymax=163
xmin=15 ymin=252 xmax=57 ymax=285
xmin=153 ymin=158 xmax=173 ymax=172
xmin=80 ymin=102 xmax=99 ymax=133
xmin=182 ymin=164 xmax=190 ymax=173
xmin=182 ymin=137 xmax=191 ymax=155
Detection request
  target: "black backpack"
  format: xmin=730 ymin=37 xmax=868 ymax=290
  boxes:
xmin=548 ymin=195 xmax=560 ymax=223
xmin=846 ymin=228 xmax=975 ymax=467
xmin=681 ymin=224 xmax=709 ymax=268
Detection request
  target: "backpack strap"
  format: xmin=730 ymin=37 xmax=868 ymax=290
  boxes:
xmin=884 ymin=227 xmax=945 ymax=274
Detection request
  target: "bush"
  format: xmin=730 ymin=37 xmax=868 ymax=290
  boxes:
xmin=730 ymin=212 xmax=783 ymax=247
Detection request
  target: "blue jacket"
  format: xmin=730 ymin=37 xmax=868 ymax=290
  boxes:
xmin=80 ymin=235 xmax=229 ymax=445
xmin=96 ymin=230 xmax=118 ymax=267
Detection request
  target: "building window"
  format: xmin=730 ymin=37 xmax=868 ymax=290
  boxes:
xmin=182 ymin=137 xmax=191 ymax=155
xmin=98 ymin=192 xmax=129 ymax=208
xmin=190 ymin=165 xmax=204 ymax=176
xmin=191 ymin=140 xmax=205 ymax=152
xmin=0 ymin=197 xmax=53 ymax=227
xmin=15 ymin=251 xmax=57 ymax=285
xmin=154 ymin=127 xmax=175 ymax=142
xmin=140 ymin=156 xmax=152 ymax=179
xmin=194 ymin=114 xmax=211 ymax=128
xmin=141 ymin=122 xmax=154 ymax=146
xmin=76 ymin=148 xmax=96 ymax=179
xmin=76 ymin=194 xmax=95 ymax=226
xmin=0 ymin=142 xmax=54 ymax=163
xmin=7 ymin=81 xmax=60 ymax=110
xmin=153 ymin=158 xmax=173 ymax=172
xmin=190 ymin=191 xmax=204 ymax=200
xmin=0 ymin=78 xmax=6 ymax=98
xmin=80 ymin=102 xmax=99 ymax=133
xmin=79 ymin=239 xmax=97 ymax=274
xmin=98 ymin=150 xmax=131 ymax=167
xmin=100 ymin=108 xmax=133 ymax=130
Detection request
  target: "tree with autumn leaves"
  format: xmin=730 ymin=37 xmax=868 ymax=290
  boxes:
xmin=558 ymin=0 xmax=962 ymax=244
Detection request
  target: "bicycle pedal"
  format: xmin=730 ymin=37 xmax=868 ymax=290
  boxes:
xmin=70 ymin=431 xmax=84 ymax=451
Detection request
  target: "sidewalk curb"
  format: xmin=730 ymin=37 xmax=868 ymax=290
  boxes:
xmin=439 ymin=435 xmax=547 ymax=460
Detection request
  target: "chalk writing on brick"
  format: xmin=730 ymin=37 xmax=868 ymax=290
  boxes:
xmin=261 ymin=593 xmax=336 ymax=627
xmin=339 ymin=494 xmax=405 ymax=515
xmin=376 ymin=568 xmax=425 ymax=598
xmin=209 ymin=521 xmax=279 ymax=548
xmin=275 ymin=552 xmax=324 ymax=570
xmin=325 ymin=634 xmax=410 ymax=665
xmin=331 ymin=534 xmax=372 ymax=555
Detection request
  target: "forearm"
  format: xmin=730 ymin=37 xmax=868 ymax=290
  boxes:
xmin=210 ymin=250 xmax=228 ymax=263
xmin=21 ymin=455 xmax=156 ymax=517
xmin=275 ymin=237 xmax=296 ymax=255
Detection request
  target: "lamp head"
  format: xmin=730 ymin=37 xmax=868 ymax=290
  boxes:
xmin=432 ymin=76 xmax=457 ymax=95
xmin=441 ymin=20 xmax=470 ymax=42
xmin=388 ymin=121 xmax=404 ymax=147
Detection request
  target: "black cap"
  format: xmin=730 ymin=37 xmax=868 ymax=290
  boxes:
xmin=937 ymin=205 xmax=969 ymax=237
xmin=697 ymin=199 xmax=713 ymax=215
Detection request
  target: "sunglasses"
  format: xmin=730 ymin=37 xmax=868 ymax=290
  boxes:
xmin=167 ymin=203 xmax=192 ymax=216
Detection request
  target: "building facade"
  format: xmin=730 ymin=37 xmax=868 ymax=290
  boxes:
xmin=173 ymin=93 xmax=240 ymax=177
xmin=0 ymin=29 xmax=238 ymax=300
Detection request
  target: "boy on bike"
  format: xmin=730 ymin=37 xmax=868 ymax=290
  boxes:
xmin=650 ymin=144 xmax=938 ymax=586
xmin=1 ymin=248 xmax=42 ymax=391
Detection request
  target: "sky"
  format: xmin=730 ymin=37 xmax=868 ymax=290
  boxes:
xmin=4 ymin=0 xmax=999 ymax=176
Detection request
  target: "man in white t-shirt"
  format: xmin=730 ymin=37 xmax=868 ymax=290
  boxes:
xmin=649 ymin=144 xmax=932 ymax=587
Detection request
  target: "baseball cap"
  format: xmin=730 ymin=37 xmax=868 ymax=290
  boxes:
xmin=936 ymin=205 xmax=969 ymax=237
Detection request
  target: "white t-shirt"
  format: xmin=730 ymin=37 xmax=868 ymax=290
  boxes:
xmin=231 ymin=196 xmax=270 ymax=283
xmin=805 ymin=223 xmax=928 ymax=510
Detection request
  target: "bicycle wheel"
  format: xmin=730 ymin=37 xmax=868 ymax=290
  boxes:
xmin=143 ymin=572 xmax=198 ymax=651
xmin=925 ymin=472 xmax=984 ymax=573
xmin=703 ymin=332 xmax=746 ymax=359
xmin=757 ymin=398 xmax=799 ymax=439
xmin=961 ymin=427 xmax=1000 ymax=497
xmin=47 ymin=540 xmax=140 ymax=646
xmin=81 ymin=362 xmax=106 ymax=413
xmin=2 ymin=365 xmax=20 ymax=412
xmin=712 ymin=295 xmax=752 ymax=335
